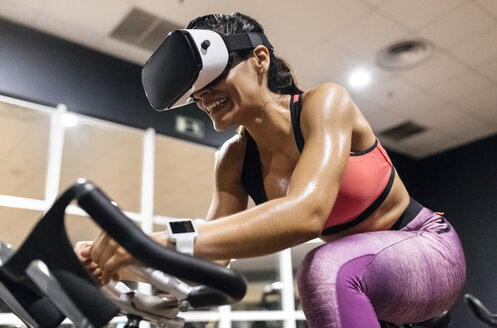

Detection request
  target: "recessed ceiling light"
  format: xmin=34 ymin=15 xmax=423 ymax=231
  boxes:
xmin=348 ymin=69 xmax=371 ymax=89
xmin=60 ymin=113 xmax=78 ymax=127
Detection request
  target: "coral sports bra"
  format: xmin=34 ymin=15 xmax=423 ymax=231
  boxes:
xmin=241 ymin=94 xmax=395 ymax=235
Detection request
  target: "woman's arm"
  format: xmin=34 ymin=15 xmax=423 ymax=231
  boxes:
xmin=194 ymin=83 xmax=356 ymax=260
xmin=90 ymin=134 xmax=250 ymax=284
xmin=206 ymin=134 xmax=250 ymax=221
xmin=196 ymin=134 xmax=250 ymax=265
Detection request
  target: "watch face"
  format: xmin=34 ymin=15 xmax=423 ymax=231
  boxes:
xmin=170 ymin=221 xmax=195 ymax=234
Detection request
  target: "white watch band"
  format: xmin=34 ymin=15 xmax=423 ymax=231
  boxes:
xmin=175 ymin=237 xmax=194 ymax=256
xmin=166 ymin=219 xmax=197 ymax=256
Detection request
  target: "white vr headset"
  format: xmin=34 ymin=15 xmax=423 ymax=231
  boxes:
xmin=142 ymin=29 xmax=273 ymax=111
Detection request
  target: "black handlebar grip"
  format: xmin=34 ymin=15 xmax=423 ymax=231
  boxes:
xmin=188 ymin=285 xmax=234 ymax=308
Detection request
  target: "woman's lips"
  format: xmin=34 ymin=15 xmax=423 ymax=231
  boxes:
xmin=205 ymin=97 xmax=228 ymax=112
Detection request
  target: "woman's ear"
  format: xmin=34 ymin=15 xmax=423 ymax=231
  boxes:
xmin=252 ymin=45 xmax=270 ymax=74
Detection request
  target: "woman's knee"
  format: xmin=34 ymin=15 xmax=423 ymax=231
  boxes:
xmin=296 ymin=243 xmax=356 ymax=304
xmin=297 ymin=247 xmax=381 ymax=328
xmin=297 ymin=245 xmax=335 ymax=289
xmin=297 ymin=245 xmax=333 ymax=302
xmin=296 ymin=246 xmax=319 ymax=292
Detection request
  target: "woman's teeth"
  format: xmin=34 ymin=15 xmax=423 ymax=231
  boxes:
xmin=206 ymin=97 xmax=228 ymax=112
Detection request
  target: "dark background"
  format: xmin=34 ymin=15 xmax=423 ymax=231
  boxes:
xmin=1 ymin=18 xmax=496 ymax=327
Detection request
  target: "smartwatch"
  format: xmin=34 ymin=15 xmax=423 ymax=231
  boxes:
xmin=166 ymin=219 xmax=198 ymax=255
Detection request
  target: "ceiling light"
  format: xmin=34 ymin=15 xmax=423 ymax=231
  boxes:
xmin=60 ymin=113 xmax=78 ymax=127
xmin=348 ymin=69 xmax=371 ymax=89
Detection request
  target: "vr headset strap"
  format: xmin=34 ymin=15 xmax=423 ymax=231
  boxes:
xmin=223 ymin=33 xmax=273 ymax=53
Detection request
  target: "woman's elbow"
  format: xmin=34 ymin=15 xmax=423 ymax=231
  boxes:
xmin=295 ymin=206 xmax=328 ymax=239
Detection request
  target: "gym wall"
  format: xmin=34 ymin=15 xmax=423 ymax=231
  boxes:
xmin=417 ymin=135 xmax=497 ymax=328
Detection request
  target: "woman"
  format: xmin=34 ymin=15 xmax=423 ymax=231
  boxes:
xmin=80 ymin=13 xmax=466 ymax=328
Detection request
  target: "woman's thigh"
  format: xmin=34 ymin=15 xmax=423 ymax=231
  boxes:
xmin=296 ymin=230 xmax=420 ymax=327
xmin=363 ymin=225 xmax=466 ymax=323
xmin=297 ymin=217 xmax=465 ymax=326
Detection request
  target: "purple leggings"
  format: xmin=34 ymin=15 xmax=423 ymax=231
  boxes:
xmin=296 ymin=202 xmax=466 ymax=328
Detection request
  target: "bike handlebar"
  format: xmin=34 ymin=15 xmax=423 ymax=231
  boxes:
xmin=76 ymin=181 xmax=246 ymax=304
xmin=1 ymin=180 xmax=246 ymax=327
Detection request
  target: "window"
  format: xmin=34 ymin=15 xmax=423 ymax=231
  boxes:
xmin=154 ymin=134 xmax=216 ymax=218
xmin=0 ymin=100 xmax=50 ymax=199
xmin=60 ymin=117 xmax=143 ymax=213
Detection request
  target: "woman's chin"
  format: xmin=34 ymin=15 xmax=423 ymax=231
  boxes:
xmin=210 ymin=111 xmax=236 ymax=132
xmin=212 ymin=121 xmax=232 ymax=132
xmin=209 ymin=102 xmax=239 ymax=132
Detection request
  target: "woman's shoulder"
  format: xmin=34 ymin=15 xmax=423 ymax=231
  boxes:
xmin=301 ymin=83 xmax=351 ymax=103
xmin=219 ymin=132 xmax=247 ymax=155
xmin=215 ymin=132 xmax=247 ymax=173
xmin=300 ymin=83 xmax=354 ymax=120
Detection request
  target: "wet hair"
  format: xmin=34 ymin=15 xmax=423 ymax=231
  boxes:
xmin=186 ymin=13 xmax=303 ymax=96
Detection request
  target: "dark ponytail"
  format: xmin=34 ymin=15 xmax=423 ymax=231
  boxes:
xmin=267 ymin=53 xmax=302 ymax=95
xmin=187 ymin=13 xmax=303 ymax=96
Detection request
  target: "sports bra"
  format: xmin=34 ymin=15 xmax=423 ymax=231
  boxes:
xmin=241 ymin=94 xmax=395 ymax=235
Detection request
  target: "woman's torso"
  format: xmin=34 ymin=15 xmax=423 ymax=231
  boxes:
xmin=240 ymin=92 xmax=410 ymax=242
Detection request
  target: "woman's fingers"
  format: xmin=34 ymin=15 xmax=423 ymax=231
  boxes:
xmin=88 ymin=261 xmax=98 ymax=270
xmin=90 ymin=231 xmax=112 ymax=265
xmin=74 ymin=240 xmax=106 ymax=282
xmin=74 ymin=241 xmax=92 ymax=262
xmin=88 ymin=231 xmax=137 ymax=285
xmin=99 ymin=250 xmax=132 ymax=285
xmin=80 ymin=244 xmax=91 ymax=258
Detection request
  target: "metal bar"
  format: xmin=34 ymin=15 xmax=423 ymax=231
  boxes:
xmin=279 ymin=248 xmax=296 ymax=328
xmin=44 ymin=104 xmax=66 ymax=206
xmin=0 ymin=94 xmax=56 ymax=113
xmin=140 ymin=127 xmax=156 ymax=233
xmin=138 ymin=128 xmax=156 ymax=328
xmin=219 ymin=305 xmax=232 ymax=328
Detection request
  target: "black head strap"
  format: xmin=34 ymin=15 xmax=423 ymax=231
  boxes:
xmin=198 ymin=32 xmax=273 ymax=92
xmin=222 ymin=32 xmax=273 ymax=53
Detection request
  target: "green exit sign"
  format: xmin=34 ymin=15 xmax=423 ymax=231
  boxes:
xmin=175 ymin=115 xmax=205 ymax=138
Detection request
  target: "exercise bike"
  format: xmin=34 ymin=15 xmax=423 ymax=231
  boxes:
xmin=379 ymin=311 xmax=451 ymax=328
xmin=464 ymin=293 xmax=497 ymax=327
xmin=0 ymin=180 xmax=247 ymax=327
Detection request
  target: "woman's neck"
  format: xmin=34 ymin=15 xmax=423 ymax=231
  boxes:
xmin=243 ymin=93 xmax=295 ymax=154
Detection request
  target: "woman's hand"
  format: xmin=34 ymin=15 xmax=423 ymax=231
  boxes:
xmin=74 ymin=231 xmax=172 ymax=285
xmin=89 ymin=231 xmax=139 ymax=285
xmin=74 ymin=241 xmax=104 ymax=283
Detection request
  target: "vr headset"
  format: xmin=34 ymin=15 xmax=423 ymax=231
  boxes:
xmin=142 ymin=29 xmax=273 ymax=111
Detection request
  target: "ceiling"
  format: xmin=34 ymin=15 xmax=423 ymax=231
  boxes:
xmin=0 ymin=0 xmax=496 ymax=158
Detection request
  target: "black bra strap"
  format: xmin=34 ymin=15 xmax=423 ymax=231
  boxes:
xmin=290 ymin=94 xmax=304 ymax=153
xmin=241 ymin=134 xmax=268 ymax=205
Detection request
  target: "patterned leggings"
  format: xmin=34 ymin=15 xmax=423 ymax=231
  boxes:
xmin=297 ymin=200 xmax=466 ymax=328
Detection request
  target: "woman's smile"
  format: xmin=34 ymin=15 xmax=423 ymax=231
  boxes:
xmin=205 ymin=97 xmax=229 ymax=114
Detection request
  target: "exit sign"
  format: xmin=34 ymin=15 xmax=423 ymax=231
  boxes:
xmin=175 ymin=115 xmax=205 ymax=138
